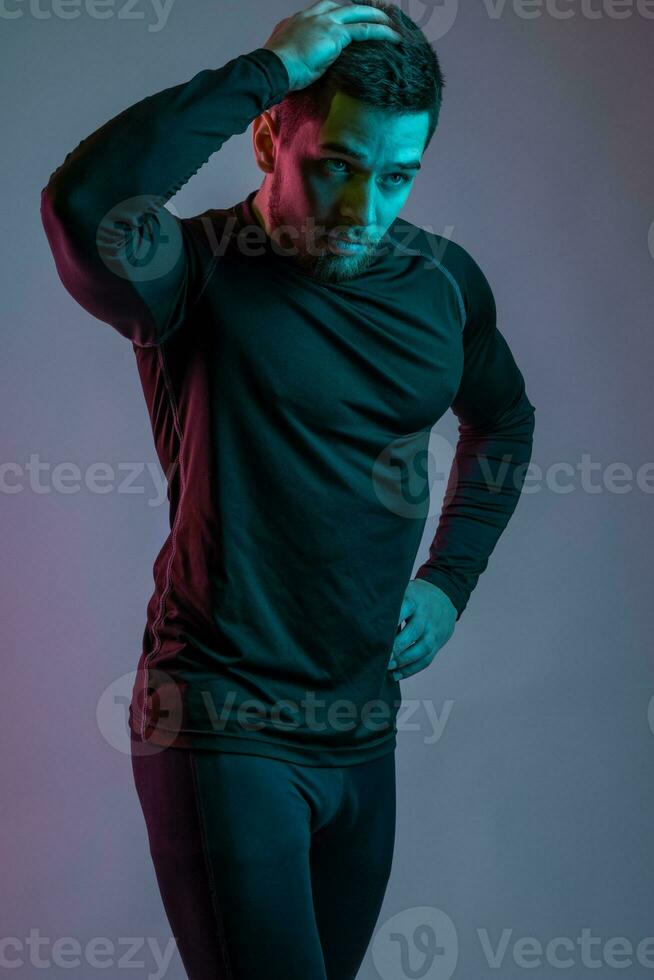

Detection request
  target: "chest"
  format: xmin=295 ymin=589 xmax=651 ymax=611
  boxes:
xmin=200 ymin=259 xmax=464 ymax=436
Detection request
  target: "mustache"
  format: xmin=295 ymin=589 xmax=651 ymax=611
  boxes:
xmin=327 ymin=230 xmax=376 ymax=245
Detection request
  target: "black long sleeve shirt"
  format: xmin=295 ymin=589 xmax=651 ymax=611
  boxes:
xmin=40 ymin=47 xmax=536 ymax=766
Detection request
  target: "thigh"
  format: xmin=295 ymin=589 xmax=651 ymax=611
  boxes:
xmin=130 ymin=733 xmax=229 ymax=979
xmin=131 ymin=734 xmax=329 ymax=980
xmin=310 ymin=750 xmax=397 ymax=980
xmin=190 ymin=749 xmax=330 ymax=979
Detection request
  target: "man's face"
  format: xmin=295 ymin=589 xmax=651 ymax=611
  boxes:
xmin=262 ymin=92 xmax=430 ymax=284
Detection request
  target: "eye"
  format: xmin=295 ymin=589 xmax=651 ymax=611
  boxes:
xmin=323 ymin=158 xmax=351 ymax=174
xmin=385 ymin=173 xmax=411 ymax=187
xmin=322 ymin=159 xmax=412 ymax=187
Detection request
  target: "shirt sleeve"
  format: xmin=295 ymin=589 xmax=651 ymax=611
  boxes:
xmin=414 ymin=247 xmax=536 ymax=621
xmin=39 ymin=47 xmax=290 ymax=348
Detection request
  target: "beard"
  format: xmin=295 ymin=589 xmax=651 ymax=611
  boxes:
xmin=266 ymin=170 xmax=381 ymax=285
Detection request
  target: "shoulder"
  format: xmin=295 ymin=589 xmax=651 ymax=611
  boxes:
xmin=388 ymin=216 xmax=496 ymax=333
xmin=180 ymin=206 xmax=235 ymax=249
xmin=177 ymin=205 xmax=251 ymax=276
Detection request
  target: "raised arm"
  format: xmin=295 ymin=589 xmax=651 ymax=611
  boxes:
xmin=39 ymin=48 xmax=291 ymax=347
xmin=414 ymin=248 xmax=536 ymax=620
xmin=40 ymin=0 xmax=402 ymax=349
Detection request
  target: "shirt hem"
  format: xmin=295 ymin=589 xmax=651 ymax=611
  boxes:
xmin=130 ymin=722 xmax=397 ymax=767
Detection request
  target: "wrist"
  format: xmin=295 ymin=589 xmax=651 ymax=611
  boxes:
xmin=263 ymin=46 xmax=298 ymax=91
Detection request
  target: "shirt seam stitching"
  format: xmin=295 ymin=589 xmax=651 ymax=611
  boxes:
xmin=140 ymin=346 xmax=185 ymax=736
xmin=385 ymin=232 xmax=466 ymax=330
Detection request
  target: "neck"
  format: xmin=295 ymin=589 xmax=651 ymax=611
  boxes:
xmin=251 ymin=183 xmax=272 ymax=236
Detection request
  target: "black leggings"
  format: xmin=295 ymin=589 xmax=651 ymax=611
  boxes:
xmin=130 ymin=732 xmax=397 ymax=980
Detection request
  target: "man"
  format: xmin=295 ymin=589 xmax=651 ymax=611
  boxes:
xmin=40 ymin=1 xmax=536 ymax=977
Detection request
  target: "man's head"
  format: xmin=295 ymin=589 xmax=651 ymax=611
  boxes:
xmin=251 ymin=0 xmax=445 ymax=284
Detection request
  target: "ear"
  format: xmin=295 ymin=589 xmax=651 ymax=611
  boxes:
xmin=252 ymin=109 xmax=280 ymax=174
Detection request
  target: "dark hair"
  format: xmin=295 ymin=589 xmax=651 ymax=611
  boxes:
xmin=271 ymin=0 xmax=446 ymax=153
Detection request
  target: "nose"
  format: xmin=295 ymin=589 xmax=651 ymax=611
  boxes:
xmin=338 ymin=177 xmax=378 ymax=234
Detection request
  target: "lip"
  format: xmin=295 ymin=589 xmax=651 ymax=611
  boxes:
xmin=327 ymin=234 xmax=366 ymax=250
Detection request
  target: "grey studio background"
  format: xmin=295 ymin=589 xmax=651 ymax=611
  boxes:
xmin=2 ymin=1 xmax=653 ymax=978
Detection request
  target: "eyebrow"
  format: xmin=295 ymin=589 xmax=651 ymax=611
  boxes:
xmin=318 ymin=140 xmax=422 ymax=172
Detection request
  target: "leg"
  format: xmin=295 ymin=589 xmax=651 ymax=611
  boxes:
xmin=310 ymin=751 xmax=397 ymax=980
xmin=130 ymin=733 xmax=230 ymax=979
xmin=130 ymin=733 xmax=329 ymax=980
xmin=189 ymin=749 xmax=329 ymax=979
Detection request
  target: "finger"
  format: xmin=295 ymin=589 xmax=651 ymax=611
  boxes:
xmin=306 ymin=0 xmax=340 ymax=9
xmin=391 ymin=639 xmax=433 ymax=677
xmin=398 ymin=594 xmax=417 ymax=624
xmin=344 ymin=23 xmax=402 ymax=42
xmin=393 ymin=649 xmax=434 ymax=681
xmin=331 ymin=3 xmax=393 ymax=20
xmin=397 ymin=641 xmax=432 ymax=671
xmin=391 ymin=619 xmax=427 ymax=660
